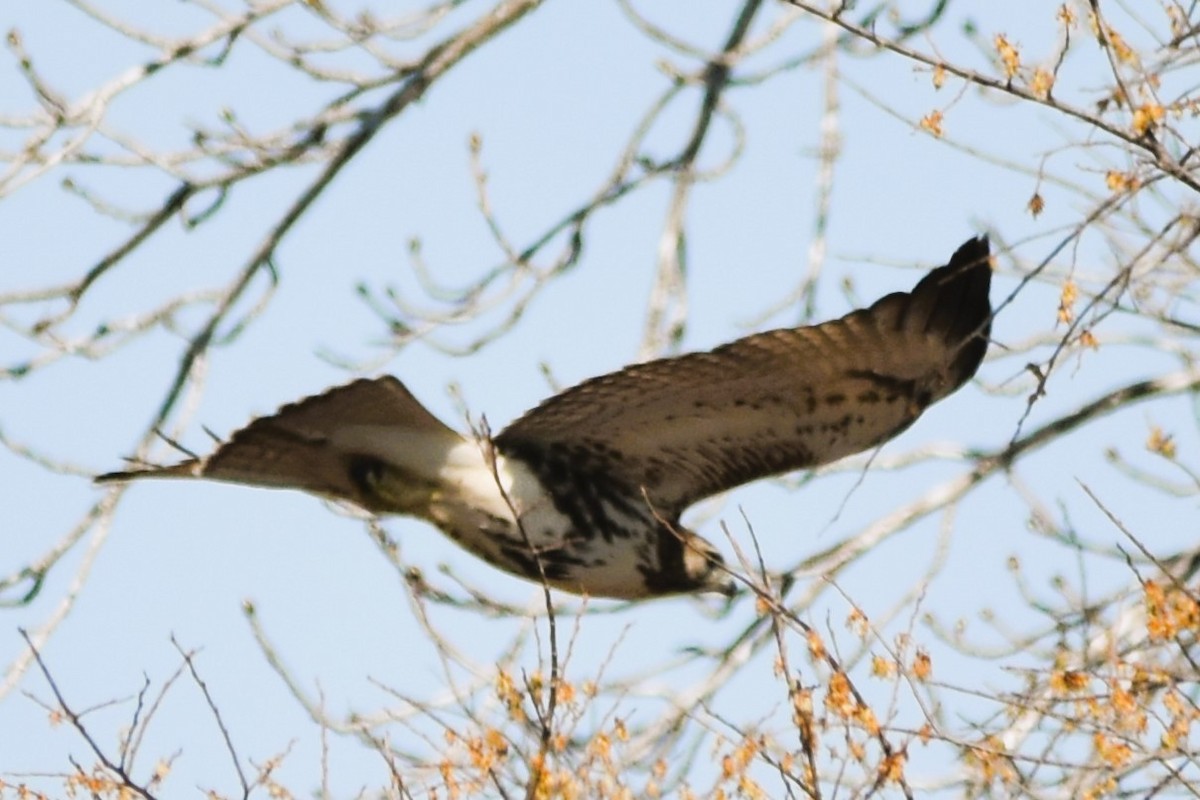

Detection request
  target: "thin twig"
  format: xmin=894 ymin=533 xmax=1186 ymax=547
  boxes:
xmin=18 ymin=628 xmax=156 ymax=800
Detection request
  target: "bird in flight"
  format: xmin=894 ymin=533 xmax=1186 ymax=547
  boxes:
xmin=98 ymin=236 xmax=992 ymax=600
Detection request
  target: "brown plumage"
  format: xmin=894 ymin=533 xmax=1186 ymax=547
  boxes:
xmin=98 ymin=236 xmax=993 ymax=599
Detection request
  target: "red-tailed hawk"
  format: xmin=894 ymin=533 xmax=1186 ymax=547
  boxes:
xmin=98 ymin=237 xmax=992 ymax=599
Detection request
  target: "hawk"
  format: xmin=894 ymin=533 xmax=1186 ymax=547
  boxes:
xmin=98 ymin=237 xmax=992 ymax=599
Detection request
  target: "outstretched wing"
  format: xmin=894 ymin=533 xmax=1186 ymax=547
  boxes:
xmin=96 ymin=376 xmax=461 ymax=508
xmin=495 ymin=236 xmax=992 ymax=516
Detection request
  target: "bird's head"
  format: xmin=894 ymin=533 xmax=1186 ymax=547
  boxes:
xmin=680 ymin=534 xmax=737 ymax=598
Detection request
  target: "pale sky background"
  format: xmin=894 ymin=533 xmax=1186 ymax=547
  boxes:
xmin=2 ymin=1 xmax=1194 ymax=796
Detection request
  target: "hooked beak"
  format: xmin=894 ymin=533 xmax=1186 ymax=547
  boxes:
xmin=708 ymin=576 xmax=738 ymax=599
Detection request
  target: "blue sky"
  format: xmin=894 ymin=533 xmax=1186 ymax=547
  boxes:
xmin=3 ymin=1 xmax=1195 ymax=795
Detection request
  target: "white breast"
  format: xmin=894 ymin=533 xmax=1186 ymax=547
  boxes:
xmin=431 ymin=439 xmax=574 ymax=551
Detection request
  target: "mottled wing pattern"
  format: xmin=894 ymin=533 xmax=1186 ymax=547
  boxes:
xmin=495 ymin=236 xmax=992 ymax=517
xmin=96 ymin=376 xmax=456 ymax=507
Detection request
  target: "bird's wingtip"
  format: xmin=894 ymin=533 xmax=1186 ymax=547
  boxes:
xmin=93 ymin=460 xmax=201 ymax=485
xmin=948 ymin=234 xmax=991 ymax=270
xmin=94 ymin=469 xmax=139 ymax=485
